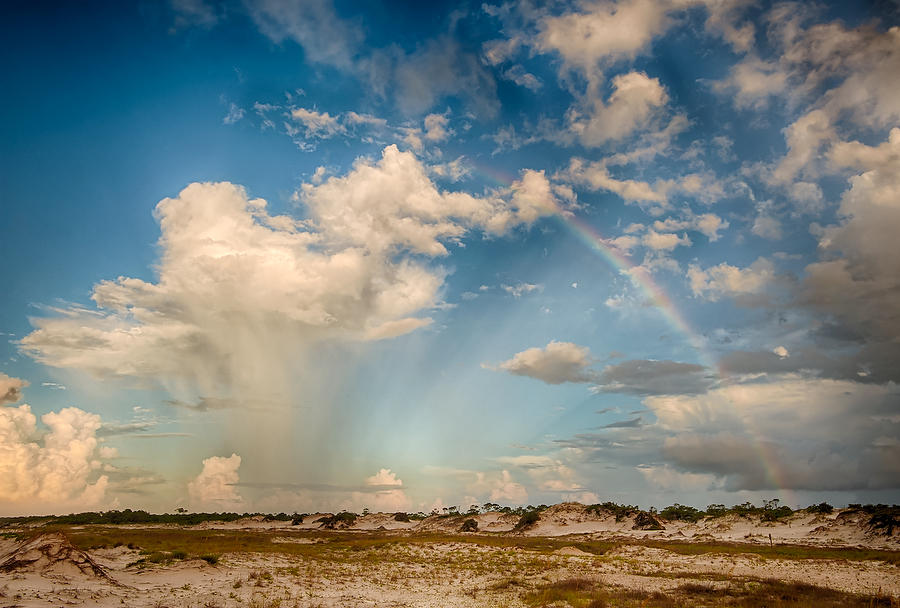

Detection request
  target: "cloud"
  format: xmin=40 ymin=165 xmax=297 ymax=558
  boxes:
xmin=714 ymin=57 xmax=788 ymax=110
xmin=290 ymin=107 xmax=345 ymax=139
xmin=536 ymin=0 xmax=672 ymax=83
xmin=490 ymin=341 xmax=595 ymax=385
xmin=246 ymin=0 xmax=364 ymax=69
xmin=188 ymin=453 xmax=243 ymax=509
xmin=565 ymin=71 xmax=669 ymax=146
xmin=687 ymin=257 xmax=776 ymax=302
xmin=799 ymin=128 xmax=900 ymax=353
xmin=365 ymin=468 xmax=403 ymax=487
xmin=601 ymin=417 xmax=644 ymax=429
xmin=423 ymin=113 xmax=451 ymax=142
xmin=640 ymin=229 xmax=690 ymax=251
xmin=223 ymin=102 xmax=245 ymax=125
xmin=651 ymin=213 xmax=729 ymax=242
xmin=500 ymin=282 xmax=543 ymax=298
xmin=0 ymin=404 xmax=110 ymax=514
xmin=0 ymin=373 xmax=27 ymax=405
xmin=486 ymin=470 xmax=528 ymax=503
xmin=648 ymin=377 xmax=900 ymax=490
xmin=593 ymin=359 xmax=712 ymax=395
xmin=21 ymin=147 xmax=557 ymax=398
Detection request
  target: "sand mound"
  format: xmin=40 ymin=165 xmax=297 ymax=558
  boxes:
xmin=554 ymin=546 xmax=593 ymax=556
xmin=0 ymin=532 xmax=120 ymax=584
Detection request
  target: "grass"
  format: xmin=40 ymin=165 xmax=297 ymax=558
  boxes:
xmin=523 ymin=577 xmax=896 ymax=607
xmin=53 ymin=525 xmax=900 ymax=567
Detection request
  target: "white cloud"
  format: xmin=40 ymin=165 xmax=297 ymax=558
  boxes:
xmin=537 ymin=0 xmax=671 ymax=84
xmin=500 ymin=282 xmax=543 ymax=298
xmin=21 ymin=147 xmax=558 ymax=398
xmin=188 ymin=453 xmax=243 ymax=509
xmin=687 ymin=257 xmax=775 ymax=302
xmin=486 ymin=470 xmax=528 ymax=504
xmin=291 ymin=107 xmax=345 ymax=139
xmin=223 ymin=102 xmax=245 ymax=125
xmin=641 ymin=229 xmax=690 ymax=251
xmin=751 ymin=214 xmax=783 ymax=240
xmin=423 ymin=112 xmax=451 ymax=142
xmin=714 ymin=57 xmax=787 ymax=110
xmin=773 ymin=346 xmax=789 ymax=359
xmin=489 ymin=340 xmax=595 ymax=384
xmin=565 ymin=71 xmax=669 ymax=146
xmin=0 ymin=373 xmax=27 ymax=405
xmin=0 ymin=404 xmax=110 ymax=514
xmin=365 ymin=468 xmax=403 ymax=487
xmin=652 ymin=213 xmax=729 ymax=241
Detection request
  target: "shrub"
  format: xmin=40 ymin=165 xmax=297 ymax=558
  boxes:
xmin=200 ymin=554 xmax=219 ymax=565
xmin=514 ymin=510 xmax=541 ymax=530
xmin=393 ymin=512 xmax=410 ymax=522
xmin=807 ymin=502 xmax=834 ymax=514
xmin=862 ymin=505 xmax=900 ymax=536
xmin=632 ymin=511 xmax=664 ymax=530
xmin=660 ymin=503 xmax=703 ymax=523
xmin=316 ymin=511 xmax=358 ymax=529
xmin=460 ymin=518 xmax=478 ymax=532
xmin=585 ymin=502 xmax=638 ymax=522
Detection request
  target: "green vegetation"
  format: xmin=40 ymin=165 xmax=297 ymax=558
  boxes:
xmin=660 ymin=503 xmax=704 ymax=523
xmin=522 ymin=577 xmax=893 ymax=607
xmin=806 ymin=502 xmax=834 ymax=514
xmin=514 ymin=507 xmax=546 ymax=530
xmin=392 ymin=512 xmax=410 ymax=522
xmin=847 ymin=504 xmax=900 ymax=536
xmin=585 ymin=502 xmax=639 ymax=522
xmin=460 ymin=518 xmax=478 ymax=532
xmin=315 ymin=512 xmax=358 ymax=529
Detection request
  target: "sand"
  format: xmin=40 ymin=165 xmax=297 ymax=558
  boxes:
xmin=0 ymin=505 xmax=896 ymax=607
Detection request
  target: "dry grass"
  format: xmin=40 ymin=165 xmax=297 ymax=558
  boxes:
xmin=523 ymin=577 xmax=896 ymax=608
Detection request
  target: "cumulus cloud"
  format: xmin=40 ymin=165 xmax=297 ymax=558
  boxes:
xmin=0 ymin=373 xmax=27 ymax=404
xmin=687 ymin=258 xmax=775 ymax=303
xmin=21 ymin=146 xmax=558 ymax=399
xmin=489 ymin=341 xmax=595 ymax=384
xmin=365 ymin=468 xmax=403 ymax=487
xmin=565 ymin=71 xmax=669 ymax=146
xmin=188 ymin=453 xmax=243 ymax=509
xmin=651 ymin=213 xmax=729 ymax=242
xmin=0 ymin=404 xmax=110 ymax=514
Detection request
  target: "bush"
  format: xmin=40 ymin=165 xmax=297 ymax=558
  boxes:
xmin=393 ymin=512 xmax=410 ymax=522
xmin=514 ymin=510 xmax=541 ymax=530
xmin=585 ymin=502 xmax=638 ymax=522
xmin=806 ymin=502 xmax=834 ymax=514
xmin=460 ymin=518 xmax=478 ymax=532
xmin=632 ymin=511 xmax=664 ymax=530
xmin=660 ymin=503 xmax=703 ymax=523
xmin=705 ymin=504 xmax=727 ymax=518
xmin=862 ymin=505 xmax=900 ymax=536
xmin=200 ymin=554 xmax=219 ymax=565
xmin=316 ymin=511 xmax=357 ymax=529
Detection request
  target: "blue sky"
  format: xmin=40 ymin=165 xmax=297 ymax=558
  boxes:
xmin=1 ymin=0 xmax=899 ymax=515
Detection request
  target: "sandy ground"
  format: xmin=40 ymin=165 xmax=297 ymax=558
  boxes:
xmin=0 ymin=505 xmax=897 ymax=607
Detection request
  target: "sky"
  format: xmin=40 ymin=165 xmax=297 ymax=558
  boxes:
xmin=1 ymin=0 xmax=899 ymax=516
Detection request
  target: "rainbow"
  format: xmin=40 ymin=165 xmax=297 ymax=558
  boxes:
xmin=474 ymin=163 xmax=797 ymax=504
